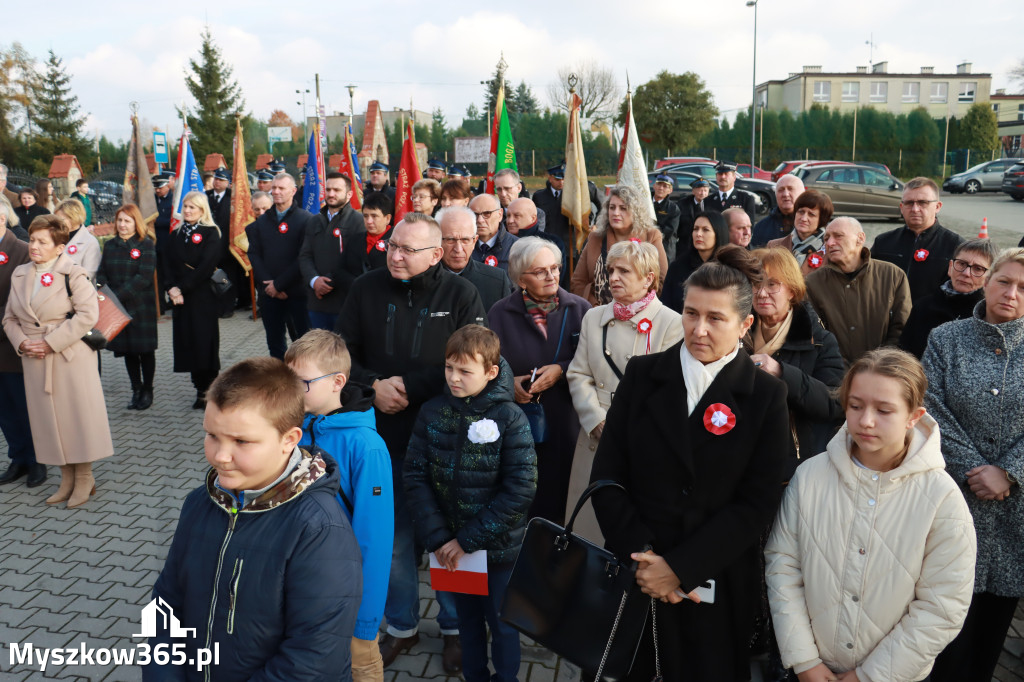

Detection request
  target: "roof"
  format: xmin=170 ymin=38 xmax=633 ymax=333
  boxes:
xmin=145 ymin=154 xmax=157 ymax=175
xmin=297 ymin=154 xmax=308 ymax=168
xmin=47 ymin=154 xmax=84 ymax=179
xmin=255 ymin=154 xmax=274 ymax=170
xmin=203 ymin=154 xmax=227 ymax=171
xmin=328 ymin=154 xmax=342 ymax=171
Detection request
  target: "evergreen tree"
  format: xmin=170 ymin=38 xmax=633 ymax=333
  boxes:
xmin=958 ymin=103 xmax=999 ymax=152
xmin=184 ymin=28 xmax=246 ymax=161
xmin=32 ymin=50 xmax=92 ymax=171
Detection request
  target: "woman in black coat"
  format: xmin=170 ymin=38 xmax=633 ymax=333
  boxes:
xmin=591 ymin=245 xmax=790 ymax=681
xmin=97 ymin=205 xmax=159 ymax=410
xmin=489 ymin=237 xmax=590 ymax=525
xmin=662 ymin=210 xmax=730 ymax=313
xmin=747 ymin=247 xmax=844 ymax=470
xmin=164 ymin=191 xmax=221 ymax=409
xmin=13 ymin=188 xmax=49 ymax=228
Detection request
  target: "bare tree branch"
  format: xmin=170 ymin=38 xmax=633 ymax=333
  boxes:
xmin=547 ymin=59 xmax=622 ymax=121
xmin=1011 ymin=58 xmax=1024 ymax=92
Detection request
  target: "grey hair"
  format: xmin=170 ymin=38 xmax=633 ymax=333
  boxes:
xmin=508 ymin=236 xmax=562 ymax=285
xmin=954 ymin=237 xmax=998 ymax=264
xmin=398 ymin=212 xmax=442 ymax=246
xmin=826 ymin=216 xmax=865 ymax=234
xmin=251 ymin=191 xmax=271 ymax=203
xmin=494 ymin=168 xmax=521 ymax=186
xmin=593 ymin=185 xmax=654 ymax=238
xmin=436 ymin=206 xmax=476 ymax=229
xmin=273 ymin=172 xmax=296 ymax=187
xmin=0 ymin=194 xmax=16 ymax=227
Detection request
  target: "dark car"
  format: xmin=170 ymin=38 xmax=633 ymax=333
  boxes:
xmin=793 ymin=164 xmax=904 ymax=220
xmin=647 ymin=169 xmax=764 ymax=212
xmin=658 ymin=163 xmax=777 ymax=215
xmin=1003 ymin=161 xmax=1024 ymax=201
xmin=87 ymin=181 xmax=124 ymax=224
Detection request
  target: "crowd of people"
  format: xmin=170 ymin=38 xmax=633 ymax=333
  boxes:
xmin=0 ymin=156 xmax=1022 ymax=682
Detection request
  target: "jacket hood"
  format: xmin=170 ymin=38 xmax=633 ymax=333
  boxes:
xmin=206 ymin=447 xmax=338 ymax=513
xmin=827 ymin=412 xmax=944 ymax=489
xmin=446 ymin=356 xmax=516 ymax=415
xmin=302 ymin=382 xmax=378 ymax=433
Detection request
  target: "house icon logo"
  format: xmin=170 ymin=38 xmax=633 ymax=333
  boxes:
xmin=133 ymin=597 xmax=197 ymax=638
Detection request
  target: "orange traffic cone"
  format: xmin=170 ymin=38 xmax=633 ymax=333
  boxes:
xmin=978 ymin=217 xmax=989 ymax=239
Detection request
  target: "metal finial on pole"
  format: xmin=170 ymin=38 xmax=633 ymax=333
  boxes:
xmin=568 ymin=73 xmax=579 ymax=94
xmin=496 ymin=52 xmax=508 ymax=90
xmin=129 ymin=101 xmax=140 ymax=116
xmin=626 ymin=71 xmax=631 ymax=96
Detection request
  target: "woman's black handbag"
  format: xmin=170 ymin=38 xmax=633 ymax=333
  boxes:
xmin=501 ymin=480 xmax=651 ymax=682
xmin=209 ymin=268 xmax=236 ymax=316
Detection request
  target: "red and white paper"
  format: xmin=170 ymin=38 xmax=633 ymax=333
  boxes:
xmin=429 ymin=550 xmax=488 ymax=595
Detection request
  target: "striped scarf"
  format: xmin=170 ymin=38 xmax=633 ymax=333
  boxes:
xmin=523 ymin=291 xmax=559 ymax=339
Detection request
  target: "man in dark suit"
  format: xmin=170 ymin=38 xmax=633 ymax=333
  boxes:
xmin=532 ymin=164 xmax=571 ymax=247
xmin=677 ymin=178 xmax=711 ymax=254
xmin=364 ymin=161 xmax=396 ymax=216
xmin=704 ymin=161 xmax=755 ymax=223
xmin=206 ymin=168 xmax=250 ymax=311
xmin=245 ymin=173 xmax=313 ymax=359
xmin=652 ymin=174 xmax=682 ymax=261
xmin=505 ymin=197 xmax=568 ymax=288
xmin=439 ymin=206 xmax=513 ymax=311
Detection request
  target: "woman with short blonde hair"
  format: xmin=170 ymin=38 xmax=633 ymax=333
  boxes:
xmin=54 ymin=198 xmax=101 ymax=279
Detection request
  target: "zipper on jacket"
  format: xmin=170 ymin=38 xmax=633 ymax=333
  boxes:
xmin=411 ymin=308 xmax=429 ymax=358
xmin=226 ymin=557 xmax=243 ymax=635
xmin=385 ymin=304 xmax=396 ymax=356
xmin=204 ymin=510 xmax=238 ymax=682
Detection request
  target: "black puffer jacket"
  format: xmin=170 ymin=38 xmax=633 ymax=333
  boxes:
xmin=404 ymin=359 xmax=537 ymax=564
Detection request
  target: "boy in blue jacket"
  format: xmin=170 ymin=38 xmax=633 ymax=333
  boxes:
xmin=285 ymin=329 xmax=394 ymax=681
xmin=146 ymin=357 xmax=362 ymax=681
xmin=404 ymin=325 xmax=537 ymax=682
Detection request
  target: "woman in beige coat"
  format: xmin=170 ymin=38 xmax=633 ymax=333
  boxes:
xmin=3 ymin=215 xmax=113 ymax=508
xmin=54 ymin=198 xmax=102 ymax=280
xmin=565 ymin=240 xmax=682 ymax=543
xmin=766 ymin=349 xmax=975 ymax=682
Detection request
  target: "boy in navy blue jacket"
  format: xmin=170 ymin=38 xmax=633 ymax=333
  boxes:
xmin=285 ymin=329 xmax=394 ymax=681
xmin=404 ymin=325 xmax=537 ymax=682
xmin=146 ymin=357 xmax=362 ymax=681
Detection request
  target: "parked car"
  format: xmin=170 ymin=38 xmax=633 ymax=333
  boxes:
xmin=737 ymin=163 xmax=773 ymax=181
xmin=772 ymin=159 xmax=853 ymax=182
xmin=793 ymin=164 xmax=904 ymax=220
xmin=646 ymin=169 xmax=766 ymax=214
xmin=1002 ymin=161 xmax=1024 ymax=201
xmin=87 ymin=181 xmax=124 ymax=225
xmin=859 ymin=161 xmax=892 ymax=174
xmin=943 ymin=158 xmax=1020 ymax=194
xmin=654 ymin=156 xmax=713 ymax=170
xmin=658 ymin=162 xmax=777 ymax=215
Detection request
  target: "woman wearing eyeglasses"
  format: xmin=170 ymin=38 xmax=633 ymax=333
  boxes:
xmin=489 ymin=237 xmax=590 ymax=524
xmin=898 ymin=238 xmax=997 ymax=359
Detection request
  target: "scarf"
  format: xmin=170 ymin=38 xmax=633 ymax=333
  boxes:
xmin=749 ymin=307 xmax=793 ymax=357
xmin=366 ymin=231 xmax=386 ymax=254
xmin=181 ymin=222 xmax=197 ymax=239
xmin=523 ymin=290 xmax=558 ymax=339
xmin=680 ymin=341 xmax=739 ymax=416
xmin=790 ymin=228 xmax=825 ymax=267
xmin=612 ymin=289 xmax=657 ymax=321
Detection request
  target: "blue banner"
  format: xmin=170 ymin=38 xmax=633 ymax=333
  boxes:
xmin=302 ymin=130 xmax=321 ymax=213
xmin=348 ymin=123 xmax=361 ymax=187
xmin=170 ymin=132 xmax=203 ymax=230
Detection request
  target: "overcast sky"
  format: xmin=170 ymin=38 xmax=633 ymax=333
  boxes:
xmin=6 ymin=0 xmax=1021 ymax=145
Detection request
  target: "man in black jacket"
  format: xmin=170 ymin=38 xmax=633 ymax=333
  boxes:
xmin=439 ymin=206 xmax=513 ymax=311
xmin=532 ymin=163 xmax=571 ymax=246
xmin=364 ymin=161 xmax=396 ymax=216
xmin=299 ymin=172 xmax=366 ymax=330
xmin=652 ymin=174 xmax=682 ymax=261
xmin=470 ymin=193 xmax=517 ymax=271
xmin=206 ymin=168 xmax=250 ymax=311
xmin=677 ymin=178 xmax=711 ymax=252
xmin=751 ymin=174 xmax=804 ymax=247
xmin=705 ymin=161 xmax=755 ymax=223
xmin=153 ymin=173 xmax=174 ymax=313
xmin=505 ymin=197 xmax=568 ymax=287
xmin=871 ymin=177 xmax=964 ymax=302
xmin=246 ymin=173 xmax=312 ymax=358
xmin=334 ymin=212 xmax=486 ymax=674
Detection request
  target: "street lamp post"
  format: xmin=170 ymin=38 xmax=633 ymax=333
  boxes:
xmin=296 ymin=88 xmax=310 ymax=142
xmin=747 ymin=0 xmax=759 ymax=177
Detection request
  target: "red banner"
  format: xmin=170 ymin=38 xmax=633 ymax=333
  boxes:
xmin=393 ymin=120 xmax=420 ymax=224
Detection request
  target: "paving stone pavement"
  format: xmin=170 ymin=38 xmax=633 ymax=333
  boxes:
xmin=0 ymin=312 xmax=1020 ymax=681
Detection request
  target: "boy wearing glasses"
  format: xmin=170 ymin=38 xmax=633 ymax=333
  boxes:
xmin=284 ymin=329 xmax=393 ymax=682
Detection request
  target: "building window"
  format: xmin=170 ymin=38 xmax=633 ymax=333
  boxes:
xmin=1018 ymin=104 xmax=1024 ymax=121
xmin=992 ymin=103 xmax=999 ymax=113
xmin=813 ymin=81 xmax=831 ymax=103
xmin=930 ymin=82 xmax=948 ymax=103
xmin=902 ymin=82 xmax=919 ymax=103
xmin=757 ymin=90 xmax=767 ymax=108
xmin=958 ymin=82 xmax=976 ymax=103
xmin=842 ymin=82 xmax=859 ymax=102
xmin=869 ymin=82 xmax=888 ymax=103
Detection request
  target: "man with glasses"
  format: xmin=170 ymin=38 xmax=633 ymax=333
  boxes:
xmin=871 ymin=177 xmax=964 ymax=302
xmin=899 ymin=238 xmax=998 ymax=358
xmin=334 ymin=212 xmax=486 ymax=676
xmin=439 ymin=206 xmax=513 ymax=311
xmin=470 ymin=193 xmax=518 ymax=271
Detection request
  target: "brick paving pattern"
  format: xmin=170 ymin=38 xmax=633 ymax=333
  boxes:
xmin=0 ymin=313 xmax=1019 ymax=681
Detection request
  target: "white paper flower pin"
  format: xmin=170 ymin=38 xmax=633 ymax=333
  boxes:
xmin=468 ymin=418 xmax=500 ymax=444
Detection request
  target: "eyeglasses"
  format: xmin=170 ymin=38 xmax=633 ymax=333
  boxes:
xmin=473 ymin=208 xmax=501 ymax=220
xmin=299 ymin=372 xmax=341 ymax=392
xmin=385 ymin=240 xmax=438 ymax=256
xmin=951 ymin=258 xmax=988 ymax=277
xmin=412 ymin=193 xmax=433 ymax=201
xmin=901 ymin=200 xmax=937 ymax=209
xmin=523 ymin=266 xmax=561 ymax=280
xmin=441 ymin=236 xmax=476 ymax=246
xmin=756 ymin=280 xmax=783 ymax=294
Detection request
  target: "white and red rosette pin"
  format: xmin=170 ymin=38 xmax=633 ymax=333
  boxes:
xmin=913 ymin=248 xmax=929 ymax=262
xmin=40 ymin=273 xmax=54 ymax=287
xmin=333 ymin=227 xmax=341 ymax=237
xmin=807 ymin=252 xmax=824 ymax=269
xmin=0 ymin=252 xmax=8 ymax=265
xmin=278 ymin=223 xmax=289 ymax=234
xmin=130 ymin=248 xmax=141 ymax=260
xmin=637 ymin=317 xmax=653 ymax=354
xmin=629 ymin=238 xmax=642 ymax=244
xmin=67 ymin=244 xmax=78 ymax=255
xmin=375 ymin=240 xmax=387 ymax=251
xmin=191 ymin=233 xmax=203 ymax=244
xmin=484 ymin=255 xmax=498 ymax=267
xmin=703 ymin=403 xmax=736 ymax=436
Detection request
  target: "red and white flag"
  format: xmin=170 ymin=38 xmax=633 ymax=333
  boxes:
xmin=616 ymin=90 xmax=656 ymax=224
xmin=429 ymin=550 xmax=488 ymax=596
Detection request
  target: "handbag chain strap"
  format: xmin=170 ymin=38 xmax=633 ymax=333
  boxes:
xmin=592 ymin=589 xmax=629 ymax=682
xmin=650 ymin=597 xmax=662 ymax=681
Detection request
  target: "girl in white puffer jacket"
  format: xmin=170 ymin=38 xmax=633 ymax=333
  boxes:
xmin=765 ymin=348 xmax=976 ymax=682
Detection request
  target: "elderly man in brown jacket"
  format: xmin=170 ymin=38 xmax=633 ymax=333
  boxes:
xmin=806 ymin=216 xmax=912 ymax=366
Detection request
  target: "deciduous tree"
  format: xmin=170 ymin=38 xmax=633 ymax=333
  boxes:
xmin=622 ymin=71 xmax=717 ymax=152
xmin=958 ymin=102 xmax=999 ymax=152
xmin=548 ymin=60 xmax=620 ymax=121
